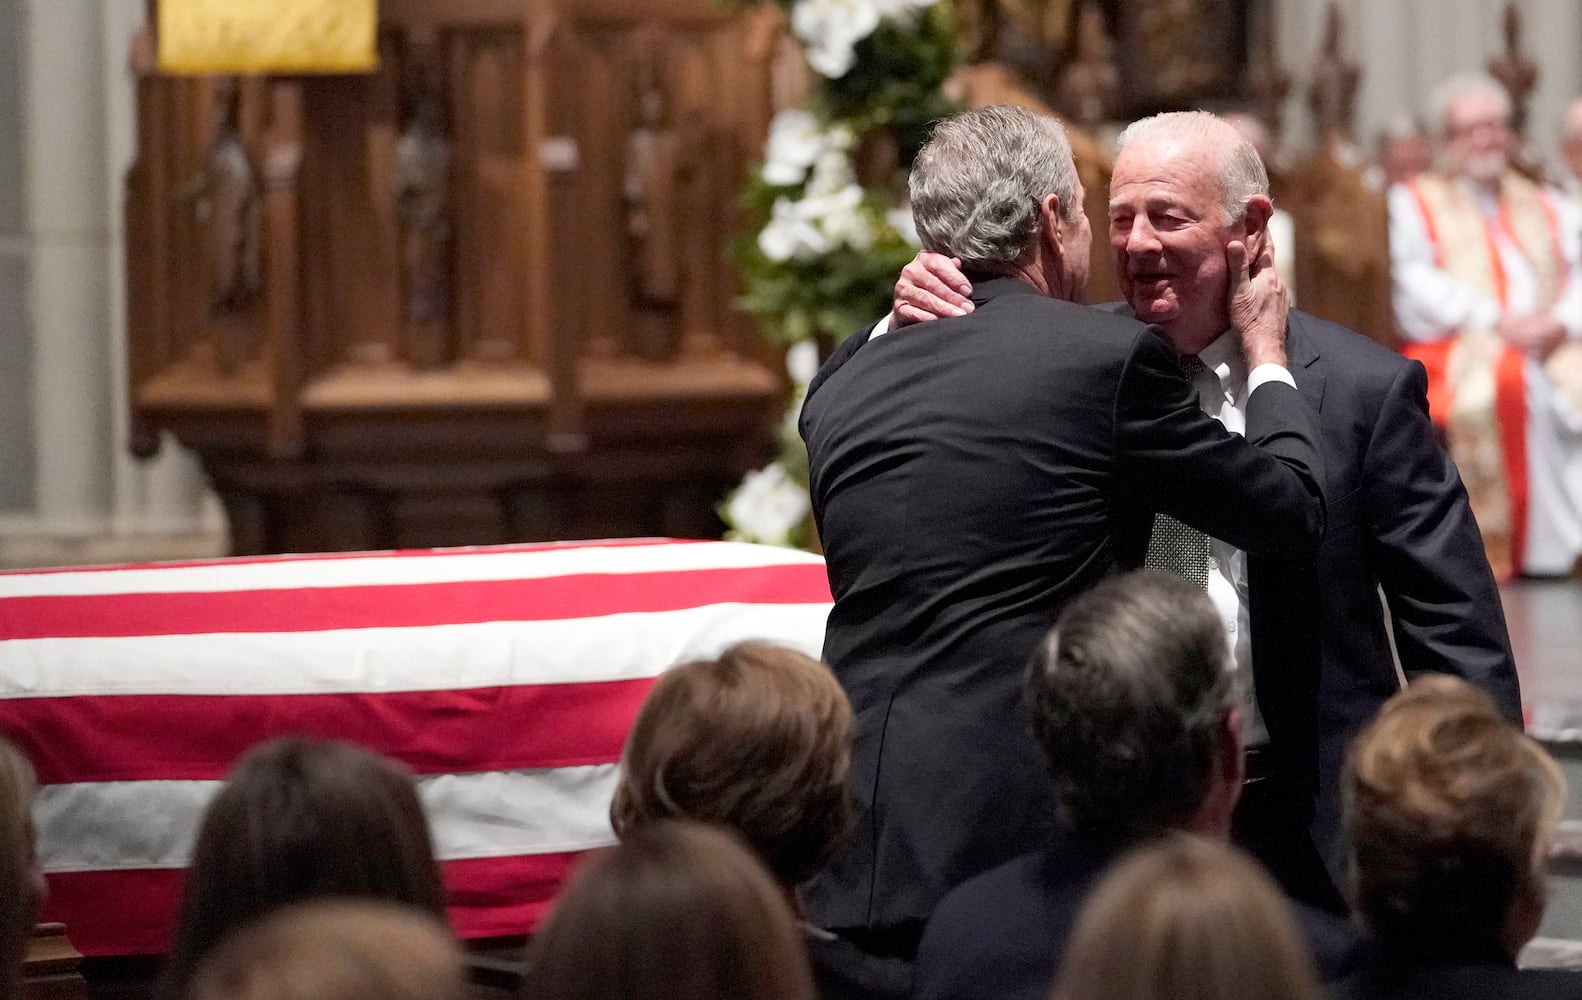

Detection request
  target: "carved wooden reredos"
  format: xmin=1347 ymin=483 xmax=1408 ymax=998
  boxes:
xmin=128 ymin=0 xmax=787 ymax=553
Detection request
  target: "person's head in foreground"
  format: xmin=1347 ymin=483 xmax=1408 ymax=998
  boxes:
xmin=610 ymin=641 xmax=854 ymax=891
xmin=1026 ymin=570 xmax=1243 ymax=846
xmin=186 ymin=900 xmax=464 ymax=1000
xmin=1345 ymin=674 xmax=1564 ymax=959
xmin=0 ymin=738 xmax=42 ymax=1000
xmin=160 ymin=737 xmax=447 ymax=999
xmin=522 ymin=820 xmax=817 ymax=1000
xmin=1427 ymin=72 xmax=1514 ymax=187
xmin=1108 ymin=110 xmax=1274 ymax=354
xmin=1051 ymin=834 xmax=1321 ymax=1000
xmin=909 ymin=104 xmax=1091 ymax=302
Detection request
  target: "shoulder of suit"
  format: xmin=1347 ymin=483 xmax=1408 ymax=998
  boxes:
xmin=1289 ymin=310 xmax=1410 ymax=376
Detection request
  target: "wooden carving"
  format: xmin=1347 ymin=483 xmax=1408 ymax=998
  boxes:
xmin=624 ymin=39 xmax=684 ymax=361
xmin=1053 ymin=1 xmax=1120 ymax=127
xmin=395 ymin=45 xmax=455 ymax=368
xmin=1487 ymin=1 xmax=1536 ymax=138
xmin=1307 ymin=2 xmax=1359 ymax=146
xmin=1239 ymin=0 xmax=1290 ymax=135
xmin=128 ymin=0 xmax=784 ymax=554
xmin=184 ymin=77 xmax=261 ymax=371
xmin=1286 ymin=1 xmax=1392 ymax=346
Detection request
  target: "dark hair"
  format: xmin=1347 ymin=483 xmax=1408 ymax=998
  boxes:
xmin=522 ymin=821 xmax=816 ymax=1000
xmin=159 ymin=737 xmax=447 ymax=1000
xmin=1345 ymin=675 xmax=1564 ymax=953
xmin=187 ymin=900 xmax=464 ymax=1000
xmin=1053 ymin=834 xmax=1321 ymax=1000
xmin=0 ymin=739 xmax=38 ymax=1000
xmin=1025 ymin=570 xmax=1234 ymax=840
xmin=609 ymin=642 xmax=854 ymax=885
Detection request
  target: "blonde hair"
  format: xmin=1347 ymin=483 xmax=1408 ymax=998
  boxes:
xmin=1345 ymin=675 xmax=1564 ymax=950
xmin=1052 ymin=835 xmax=1321 ymax=1000
xmin=610 ymin=642 xmax=854 ymax=885
xmin=0 ymin=739 xmax=37 ymax=1000
xmin=186 ymin=900 xmax=465 ymax=1000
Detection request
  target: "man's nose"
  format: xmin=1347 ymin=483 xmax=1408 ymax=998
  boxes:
xmin=1120 ymin=219 xmax=1161 ymax=255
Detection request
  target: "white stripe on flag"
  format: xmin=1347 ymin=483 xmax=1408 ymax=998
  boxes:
xmin=0 ymin=603 xmax=830 ymax=698
xmin=35 ymin=763 xmax=620 ymax=874
xmin=0 ymin=540 xmax=825 ymax=598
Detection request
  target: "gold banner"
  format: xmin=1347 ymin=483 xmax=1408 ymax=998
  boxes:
xmin=158 ymin=0 xmax=378 ymax=75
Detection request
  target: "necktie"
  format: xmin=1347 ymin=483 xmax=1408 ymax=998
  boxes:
xmin=1145 ymin=355 xmax=1211 ymax=589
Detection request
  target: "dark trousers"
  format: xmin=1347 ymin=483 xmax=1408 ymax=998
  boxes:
xmin=1233 ymin=749 xmax=1348 ymax=915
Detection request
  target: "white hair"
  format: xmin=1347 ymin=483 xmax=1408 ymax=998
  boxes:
xmin=1425 ymin=72 xmax=1512 ymax=137
xmin=1114 ymin=111 xmax=1269 ymax=224
xmin=909 ymin=105 xmax=1081 ymax=268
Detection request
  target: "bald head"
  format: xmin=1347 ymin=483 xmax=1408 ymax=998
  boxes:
xmin=1115 ymin=112 xmax=1269 ymax=224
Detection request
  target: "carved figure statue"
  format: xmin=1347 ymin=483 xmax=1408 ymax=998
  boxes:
xmin=189 ymin=78 xmax=262 ymax=327
xmin=395 ymin=51 xmax=454 ymax=360
xmin=623 ymin=50 xmax=684 ymax=360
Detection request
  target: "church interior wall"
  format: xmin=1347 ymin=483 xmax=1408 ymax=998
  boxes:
xmin=2 ymin=0 xmax=1581 ymax=565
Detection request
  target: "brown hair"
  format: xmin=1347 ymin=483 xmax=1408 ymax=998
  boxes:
xmin=609 ymin=642 xmax=854 ymax=885
xmin=1345 ymin=675 xmax=1564 ymax=953
xmin=187 ymin=900 xmax=464 ymax=1000
xmin=523 ymin=821 xmax=816 ymax=1000
xmin=159 ymin=737 xmax=447 ymax=1000
xmin=0 ymin=739 xmax=38 ymax=1000
xmin=1052 ymin=835 xmax=1321 ymax=1000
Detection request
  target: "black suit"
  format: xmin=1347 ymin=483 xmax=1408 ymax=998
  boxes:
xmin=913 ymin=833 xmax=1360 ymax=1000
xmin=799 ymin=276 xmax=1326 ymax=939
xmin=1330 ymin=944 xmax=1582 ymax=1000
xmin=1095 ymin=305 xmax=1520 ymax=888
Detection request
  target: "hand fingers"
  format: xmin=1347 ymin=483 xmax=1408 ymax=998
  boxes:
xmin=896 ymin=280 xmax=973 ymax=321
xmin=902 ymin=258 xmax=973 ymax=309
xmin=1227 ymin=240 xmax=1250 ymax=278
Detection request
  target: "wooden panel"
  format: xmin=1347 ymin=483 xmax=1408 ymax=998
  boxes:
xmin=129 ymin=0 xmax=784 ymax=555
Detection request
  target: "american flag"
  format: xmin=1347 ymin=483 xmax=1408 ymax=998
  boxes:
xmin=0 ymin=538 xmax=833 ymax=955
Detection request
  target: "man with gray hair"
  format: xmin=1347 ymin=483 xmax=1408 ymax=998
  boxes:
xmin=914 ymin=571 xmax=1356 ymax=1000
xmin=1391 ymin=72 xmax=1582 ymax=579
xmin=798 ymin=104 xmax=1326 ymax=958
xmin=889 ymin=108 xmax=1519 ymax=914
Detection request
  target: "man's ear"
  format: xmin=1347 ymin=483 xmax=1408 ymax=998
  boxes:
xmin=1240 ymin=194 xmax=1275 ymax=261
xmin=1039 ymin=194 xmax=1064 ymax=256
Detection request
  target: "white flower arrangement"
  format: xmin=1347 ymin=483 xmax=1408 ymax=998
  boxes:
xmin=790 ymin=0 xmax=940 ymax=79
xmin=720 ymin=0 xmax=956 ymax=549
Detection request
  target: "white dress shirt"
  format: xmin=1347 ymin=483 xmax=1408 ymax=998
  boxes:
xmin=1192 ymin=333 xmax=1270 ymax=747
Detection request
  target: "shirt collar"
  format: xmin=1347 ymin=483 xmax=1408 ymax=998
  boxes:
xmin=1196 ymin=330 xmax=1247 ymax=402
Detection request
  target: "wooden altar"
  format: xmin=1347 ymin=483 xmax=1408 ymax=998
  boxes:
xmin=126 ymin=0 xmax=788 ymax=554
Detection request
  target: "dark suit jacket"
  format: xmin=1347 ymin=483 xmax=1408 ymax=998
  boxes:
xmin=1330 ymin=944 xmax=1582 ymax=1000
xmin=1098 ymin=305 xmax=1519 ymax=875
xmin=798 ymin=276 xmax=1326 ymax=932
xmin=914 ymin=833 xmax=1360 ymax=1000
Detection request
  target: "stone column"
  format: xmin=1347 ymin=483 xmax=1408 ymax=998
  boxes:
xmin=25 ymin=0 xmax=114 ymax=537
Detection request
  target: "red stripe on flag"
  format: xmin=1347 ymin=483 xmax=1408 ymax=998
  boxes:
xmin=0 ymin=538 xmax=693 ymax=578
xmin=0 ymin=564 xmax=833 ymax=640
xmin=0 ymin=679 xmax=657 ymax=785
xmin=43 ymin=852 xmax=591 ymax=956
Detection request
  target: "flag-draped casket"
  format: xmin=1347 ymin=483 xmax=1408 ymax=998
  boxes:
xmin=0 ymin=539 xmax=833 ymax=955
